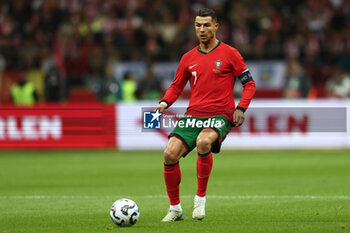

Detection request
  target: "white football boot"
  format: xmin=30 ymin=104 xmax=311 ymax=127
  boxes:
xmin=192 ymin=195 xmax=206 ymax=220
xmin=161 ymin=209 xmax=184 ymax=222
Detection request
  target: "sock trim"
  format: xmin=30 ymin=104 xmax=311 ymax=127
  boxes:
xmin=164 ymin=161 xmax=179 ymax=167
xmin=198 ymin=151 xmax=211 ymax=157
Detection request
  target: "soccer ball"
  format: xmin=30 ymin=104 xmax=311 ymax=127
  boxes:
xmin=110 ymin=198 xmax=140 ymax=227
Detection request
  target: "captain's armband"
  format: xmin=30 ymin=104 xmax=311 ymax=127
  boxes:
xmin=237 ymin=70 xmax=253 ymax=85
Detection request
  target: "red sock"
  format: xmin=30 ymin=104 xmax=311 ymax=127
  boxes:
xmin=196 ymin=152 xmax=213 ymax=197
xmin=164 ymin=162 xmax=181 ymax=205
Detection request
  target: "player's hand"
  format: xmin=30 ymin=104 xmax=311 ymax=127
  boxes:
xmin=233 ymin=109 xmax=245 ymax=127
xmin=153 ymin=102 xmax=167 ymax=113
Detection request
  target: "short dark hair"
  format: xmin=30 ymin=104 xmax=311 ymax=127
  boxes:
xmin=196 ymin=8 xmax=217 ymax=23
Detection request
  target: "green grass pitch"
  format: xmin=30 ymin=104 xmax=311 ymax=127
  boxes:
xmin=0 ymin=150 xmax=350 ymax=233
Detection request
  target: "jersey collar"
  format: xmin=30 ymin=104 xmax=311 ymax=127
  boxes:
xmin=197 ymin=40 xmax=221 ymax=54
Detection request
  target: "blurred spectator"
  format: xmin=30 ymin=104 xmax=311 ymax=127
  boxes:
xmin=44 ymin=66 xmax=62 ymax=102
xmin=283 ymin=60 xmax=312 ymax=98
xmin=100 ymin=62 xmax=121 ymax=103
xmin=11 ymin=74 xmax=38 ymax=105
xmin=325 ymin=66 xmax=350 ymax=98
xmin=121 ymin=72 xmax=137 ymax=102
xmin=136 ymin=62 xmax=162 ymax=100
xmin=84 ymin=46 xmax=112 ymax=101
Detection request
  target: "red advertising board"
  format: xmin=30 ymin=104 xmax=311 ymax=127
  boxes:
xmin=0 ymin=104 xmax=116 ymax=148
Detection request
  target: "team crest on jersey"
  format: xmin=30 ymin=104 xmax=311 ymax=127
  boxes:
xmin=213 ymin=59 xmax=223 ymax=73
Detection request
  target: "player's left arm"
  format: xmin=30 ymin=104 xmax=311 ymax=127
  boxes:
xmin=231 ymin=49 xmax=256 ymax=127
xmin=233 ymin=73 xmax=256 ymax=127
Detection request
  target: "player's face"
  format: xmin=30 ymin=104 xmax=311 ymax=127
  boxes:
xmin=194 ymin=16 xmax=218 ymax=44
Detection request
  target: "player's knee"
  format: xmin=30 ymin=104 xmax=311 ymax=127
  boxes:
xmin=196 ymin=137 xmax=211 ymax=151
xmin=163 ymin=148 xmax=180 ymax=164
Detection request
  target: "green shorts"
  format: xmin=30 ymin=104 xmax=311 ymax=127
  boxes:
xmin=169 ymin=116 xmax=231 ymax=156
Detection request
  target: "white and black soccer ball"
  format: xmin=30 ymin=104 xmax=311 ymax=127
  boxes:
xmin=110 ymin=198 xmax=140 ymax=227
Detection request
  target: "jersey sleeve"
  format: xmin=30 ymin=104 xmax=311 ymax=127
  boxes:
xmin=231 ymin=48 xmax=248 ymax=77
xmin=160 ymin=56 xmax=190 ymax=107
xmin=236 ymin=80 xmax=256 ymax=112
xmin=230 ymin=48 xmax=256 ymax=111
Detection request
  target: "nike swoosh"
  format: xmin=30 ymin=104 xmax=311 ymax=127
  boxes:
xmin=189 ymin=64 xmax=197 ymax=69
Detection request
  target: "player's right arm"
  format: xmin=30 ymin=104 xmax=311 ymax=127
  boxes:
xmin=156 ymin=57 xmax=190 ymax=111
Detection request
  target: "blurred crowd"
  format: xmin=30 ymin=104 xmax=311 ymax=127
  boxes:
xmin=1 ymin=0 xmax=350 ymax=104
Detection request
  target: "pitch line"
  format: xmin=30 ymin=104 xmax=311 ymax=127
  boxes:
xmin=0 ymin=195 xmax=349 ymax=200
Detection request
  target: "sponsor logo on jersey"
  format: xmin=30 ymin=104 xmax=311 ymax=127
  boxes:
xmin=189 ymin=64 xmax=197 ymax=69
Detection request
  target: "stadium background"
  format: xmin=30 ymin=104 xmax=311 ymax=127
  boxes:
xmin=0 ymin=0 xmax=349 ymax=149
xmin=1 ymin=1 xmax=350 ymax=233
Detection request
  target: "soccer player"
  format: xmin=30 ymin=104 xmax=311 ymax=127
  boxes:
xmin=154 ymin=8 xmax=256 ymax=222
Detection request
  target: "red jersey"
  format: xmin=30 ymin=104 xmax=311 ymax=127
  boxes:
xmin=161 ymin=41 xmax=256 ymax=125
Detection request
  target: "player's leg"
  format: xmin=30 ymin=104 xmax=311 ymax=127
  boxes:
xmin=196 ymin=128 xmax=217 ymax=197
xmin=161 ymin=136 xmax=188 ymax=222
xmin=192 ymin=128 xmax=217 ymax=220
